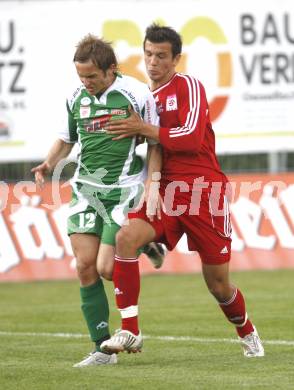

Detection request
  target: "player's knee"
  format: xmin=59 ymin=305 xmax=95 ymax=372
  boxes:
xmin=207 ymin=283 xmax=231 ymax=302
xmin=76 ymin=257 xmax=98 ymax=282
xmin=97 ymin=264 xmax=113 ymax=281
xmin=208 ymin=285 xmax=222 ymax=301
xmin=116 ymin=226 xmax=140 ymax=251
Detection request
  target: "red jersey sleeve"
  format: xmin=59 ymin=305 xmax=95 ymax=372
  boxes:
xmin=159 ymin=75 xmax=208 ymax=153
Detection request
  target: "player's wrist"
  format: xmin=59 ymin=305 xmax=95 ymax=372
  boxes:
xmin=150 ymin=172 xmax=161 ymax=181
xmin=44 ymin=161 xmax=53 ymax=173
xmin=141 ymin=122 xmax=151 ymax=136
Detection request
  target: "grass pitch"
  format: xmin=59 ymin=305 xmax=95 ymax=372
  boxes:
xmin=0 ymin=270 xmax=294 ymax=389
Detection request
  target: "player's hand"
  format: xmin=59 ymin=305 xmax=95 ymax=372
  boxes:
xmin=31 ymin=162 xmax=51 ymax=189
xmin=145 ymin=178 xmax=164 ymax=222
xmin=146 ymin=193 xmax=163 ymax=222
xmin=105 ymin=105 xmax=143 ymax=140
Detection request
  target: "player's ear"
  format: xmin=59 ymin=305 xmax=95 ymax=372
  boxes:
xmin=173 ymin=53 xmax=181 ymax=68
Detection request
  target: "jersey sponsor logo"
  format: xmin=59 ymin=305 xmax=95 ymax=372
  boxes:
xmin=110 ymin=109 xmax=127 ymax=116
xmin=80 ymin=106 xmax=91 ymax=119
xmin=121 ymin=89 xmax=139 ymax=112
xmin=73 ymin=87 xmax=81 ymax=99
xmin=145 ymin=99 xmax=152 ymax=123
xmin=166 ymin=94 xmax=178 ymax=111
xmin=94 ymin=109 xmax=127 ymax=117
xmin=95 ymin=109 xmax=109 ymax=116
xmin=69 ymin=86 xmax=82 ymax=108
xmin=84 ymin=116 xmax=111 ymax=133
xmin=114 ymin=287 xmax=123 ymax=295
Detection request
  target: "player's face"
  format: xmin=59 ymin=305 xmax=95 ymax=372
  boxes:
xmin=144 ymin=40 xmax=181 ymax=88
xmin=75 ymin=60 xmax=115 ymax=95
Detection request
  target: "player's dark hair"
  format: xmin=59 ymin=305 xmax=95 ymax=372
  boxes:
xmin=143 ymin=23 xmax=182 ymax=58
xmin=73 ymin=34 xmax=117 ymax=73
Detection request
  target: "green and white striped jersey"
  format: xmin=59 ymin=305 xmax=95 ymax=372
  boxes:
xmin=59 ymin=73 xmax=159 ymax=188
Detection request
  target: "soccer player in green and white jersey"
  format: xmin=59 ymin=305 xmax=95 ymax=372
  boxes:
xmin=32 ymin=34 xmax=163 ymax=367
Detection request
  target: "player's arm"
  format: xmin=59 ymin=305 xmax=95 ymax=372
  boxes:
xmin=105 ymin=87 xmax=160 ymax=141
xmin=106 ymin=78 xmax=208 ymax=153
xmin=31 ymin=139 xmax=74 ymax=188
xmin=146 ymin=143 xmax=162 ymax=179
xmin=31 ymin=101 xmax=77 ymax=188
xmin=139 ymin=91 xmax=163 ymax=219
xmin=106 ymin=108 xmax=160 ymax=141
xmin=144 ymin=143 xmax=163 ymax=221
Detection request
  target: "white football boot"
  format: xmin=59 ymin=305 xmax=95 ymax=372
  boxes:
xmin=239 ymin=326 xmax=265 ymax=357
xmin=101 ymin=329 xmax=143 ymax=354
xmin=73 ymin=351 xmax=117 ymax=367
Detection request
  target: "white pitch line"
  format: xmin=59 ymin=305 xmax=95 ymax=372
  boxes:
xmin=0 ymin=331 xmax=293 ymax=346
xmin=144 ymin=335 xmax=294 ymax=346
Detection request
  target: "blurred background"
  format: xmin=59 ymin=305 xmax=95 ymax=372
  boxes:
xmin=1 ymin=0 xmax=294 ymax=281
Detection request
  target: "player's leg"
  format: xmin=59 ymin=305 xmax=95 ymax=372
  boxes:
xmin=201 ymin=262 xmax=264 ymax=357
xmin=68 ymin=185 xmax=117 ymax=366
xmin=96 ymin=193 xmax=150 ymax=282
xmin=71 ymin=232 xmax=100 ymax=285
xmin=70 ymin=233 xmax=117 ymax=367
xmin=74 ymin=199 xmax=131 ymax=366
xmin=101 ymin=217 xmax=157 ymax=354
xmin=196 ymin=189 xmax=264 ymax=357
xmin=97 ymin=243 xmax=115 ymax=281
xmin=96 ymin=211 xmax=121 ymax=282
xmin=183 ymin=189 xmax=264 ymax=357
xmin=96 ymin=199 xmax=150 ymax=354
xmin=202 ymin=261 xmax=253 ymax=334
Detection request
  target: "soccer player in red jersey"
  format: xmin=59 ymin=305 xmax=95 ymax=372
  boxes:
xmin=101 ymin=24 xmax=264 ymax=358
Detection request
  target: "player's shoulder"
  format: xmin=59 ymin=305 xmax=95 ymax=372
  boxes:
xmin=174 ymin=72 xmax=202 ymax=87
xmin=67 ymin=84 xmax=86 ymax=110
xmin=173 ymin=73 xmax=206 ymax=97
xmin=118 ymin=73 xmax=150 ymax=94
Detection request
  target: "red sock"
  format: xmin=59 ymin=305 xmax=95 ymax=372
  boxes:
xmin=219 ymin=288 xmax=254 ymax=338
xmin=112 ymin=255 xmax=140 ymax=335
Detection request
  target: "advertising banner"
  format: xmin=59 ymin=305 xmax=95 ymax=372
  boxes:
xmin=0 ymin=173 xmax=294 ymax=282
xmin=0 ymin=0 xmax=294 ymax=161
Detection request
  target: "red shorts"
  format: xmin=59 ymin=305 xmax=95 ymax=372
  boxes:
xmin=129 ymin=188 xmax=232 ymax=265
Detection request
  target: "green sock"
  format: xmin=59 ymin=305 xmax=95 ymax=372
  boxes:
xmin=80 ymin=279 xmax=110 ymax=352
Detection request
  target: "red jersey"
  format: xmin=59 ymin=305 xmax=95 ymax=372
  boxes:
xmin=154 ymin=73 xmax=227 ymax=186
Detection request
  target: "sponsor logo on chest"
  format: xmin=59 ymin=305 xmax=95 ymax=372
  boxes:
xmin=166 ymin=94 xmax=178 ymax=111
xmin=80 ymin=106 xmax=91 ymax=118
